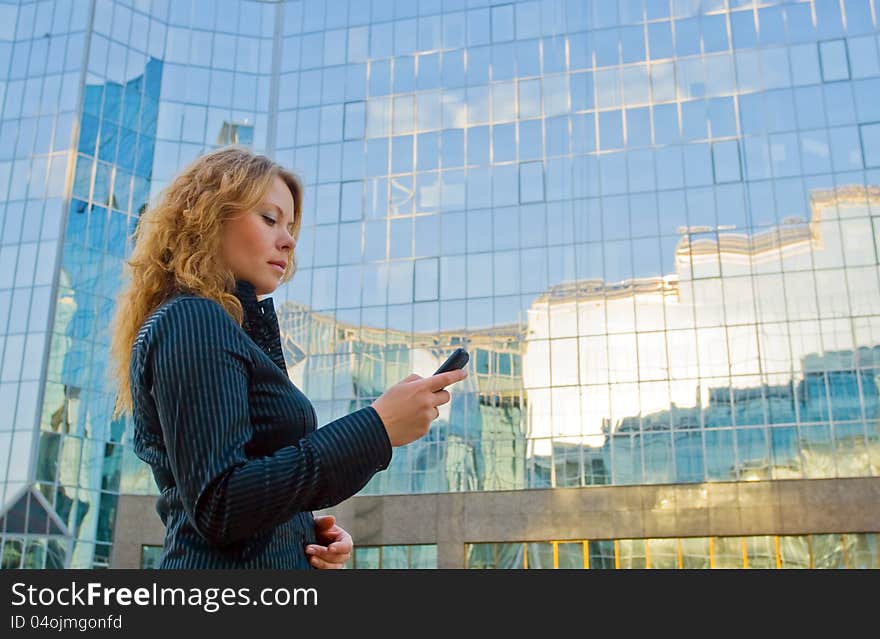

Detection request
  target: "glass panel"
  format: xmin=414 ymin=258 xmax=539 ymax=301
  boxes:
xmin=140 ymin=545 xmax=162 ymax=569
xmin=745 ymin=536 xmax=776 ymax=569
xmin=618 ymin=539 xmax=647 ymax=569
xmin=648 ymin=538 xmax=679 ymax=569
xmin=354 ymin=546 xmax=380 ymax=569
xmin=811 ymin=533 xmax=846 ymax=569
xmin=681 ymin=537 xmax=710 ymax=569
xmin=713 ymin=537 xmax=744 ymax=569
xmin=845 ymin=533 xmax=879 ymax=569
xmin=1 ymin=538 xmax=23 ymax=569
xmin=381 ymin=546 xmax=408 ymax=569
xmin=819 ymin=40 xmax=850 ymax=82
xmin=779 ymin=535 xmax=812 ymax=569
xmin=526 ymin=542 xmax=554 ymax=569
xmin=408 ymin=545 xmax=437 ymax=569
xmin=556 ymin=542 xmax=584 ymax=569
xmin=23 ymin=539 xmax=46 ymax=569
xmin=588 ymin=540 xmax=616 ymax=570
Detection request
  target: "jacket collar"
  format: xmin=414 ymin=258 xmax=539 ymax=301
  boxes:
xmin=233 ymin=279 xmax=263 ymax=317
xmin=232 ymin=279 xmax=287 ymax=373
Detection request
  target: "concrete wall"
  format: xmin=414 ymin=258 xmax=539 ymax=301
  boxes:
xmin=112 ymin=477 xmax=880 ymax=568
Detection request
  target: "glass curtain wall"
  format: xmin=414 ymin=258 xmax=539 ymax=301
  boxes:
xmin=0 ymin=0 xmax=93 ymax=569
xmin=1 ymin=0 xmax=277 ymax=568
xmin=274 ymin=0 xmax=880 ymax=495
xmin=466 ymin=532 xmax=880 ymax=569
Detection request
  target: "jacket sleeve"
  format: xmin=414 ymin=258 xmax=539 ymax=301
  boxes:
xmin=148 ymin=297 xmax=392 ymax=546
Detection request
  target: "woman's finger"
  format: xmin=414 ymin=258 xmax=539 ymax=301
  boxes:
xmin=310 ymin=554 xmax=345 ymax=569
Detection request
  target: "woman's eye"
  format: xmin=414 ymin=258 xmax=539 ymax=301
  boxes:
xmin=262 ymin=215 xmax=276 ymax=225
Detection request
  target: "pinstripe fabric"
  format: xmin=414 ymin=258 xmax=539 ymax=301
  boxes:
xmin=130 ymin=280 xmax=392 ymax=569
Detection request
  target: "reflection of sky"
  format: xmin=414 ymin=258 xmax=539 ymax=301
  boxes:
xmin=524 ymin=188 xmax=880 ymax=453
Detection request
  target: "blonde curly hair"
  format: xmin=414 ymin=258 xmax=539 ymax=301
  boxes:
xmin=110 ymin=146 xmax=303 ymax=418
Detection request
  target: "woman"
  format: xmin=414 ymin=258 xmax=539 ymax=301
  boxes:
xmin=110 ymin=146 xmax=466 ymax=569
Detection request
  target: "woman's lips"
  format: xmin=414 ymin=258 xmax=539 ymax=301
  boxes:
xmin=269 ymin=263 xmax=284 ymax=273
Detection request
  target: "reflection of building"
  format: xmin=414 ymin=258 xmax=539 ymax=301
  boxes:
xmin=276 ymin=303 xmax=528 ymax=494
xmin=1 ymin=14 xmax=163 ymax=568
xmin=4 ymin=1 xmax=880 ymax=569
xmin=523 ymin=188 xmax=880 ymax=486
xmin=217 ymin=121 xmax=254 ymax=147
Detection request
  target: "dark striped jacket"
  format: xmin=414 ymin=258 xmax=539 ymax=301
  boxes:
xmin=130 ymin=279 xmax=392 ymax=568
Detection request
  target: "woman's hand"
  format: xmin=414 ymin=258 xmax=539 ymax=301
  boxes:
xmin=372 ymin=369 xmax=468 ymax=447
xmin=306 ymin=515 xmax=352 ymax=569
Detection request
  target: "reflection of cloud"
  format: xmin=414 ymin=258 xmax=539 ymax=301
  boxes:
xmin=524 ymin=186 xmax=880 ymax=448
xmin=801 ymin=138 xmax=830 ymax=158
xmin=441 ymin=92 xmax=467 ymax=129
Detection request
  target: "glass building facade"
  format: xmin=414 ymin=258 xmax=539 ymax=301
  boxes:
xmin=466 ymin=533 xmax=880 ymax=568
xmin=1 ymin=0 xmax=879 ymax=568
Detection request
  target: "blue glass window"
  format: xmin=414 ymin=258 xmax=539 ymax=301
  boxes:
xmin=417 ymin=132 xmax=440 ymax=171
xmin=418 ymin=15 xmax=442 ymax=51
xmin=786 ymin=2 xmax=816 ymax=43
xmin=394 ymin=19 xmax=418 ymax=56
xmin=442 ymin=129 xmax=465 ymax=167
xmin=594 ymin=29 xmax=619 ymax=67
xmin=731 ymin=10 xmax=757 ymax=49
xmin=519 ymin=119 xmax=543 ymax=159
xmin=493 ymin=164 xmax=518 ymax=206
xmin=570 ymin=72 xmax=593 ymax=112
xmin=675 ymin=18 xmax=700 ymax=57
xmin=467 ymin=126 xmax=489 ymax=166
xmin=859 ymin=122 xmax=880 ymax=167
xmin=648 ymin=21 xmax=674 ymax=59
xmin=491 ymin=4 xmax=514 ymax=43
xmin=757 ymin=6 xmax=786 ymax=46
xmin=712 ymin=140 xmax=742 ymax=183
xmin=467 ymin=7 xmax=491 ymax=46
xmin=702 ymin=15 xmax=729 ymax=53
xmin=707 ymin=97 xmax=736 ymax=138
xmin=819 ymin=40 xmax=850 ymax=82
xmin=569 ymin=30 xmax=592 ymax=70
xmin=621 ymin=25 xmax=646 ymax=63
xmin=346 ymin=64 xmax=367 ymax=100
xmin=515 ymin=1 xmax=541 ymax=40
xmin=543 ymin=36 xmax=567 ymax=74
xmin=626 ymin=108 xmax=651 ymax=147
xmin=653 ymin=103 xmax=679 ymax=145
xmin=441 ymin=49 xmax=465 ymax=88
xmin=492 ymin=123 xmax=516 ymax=163
xmin=520 ymin=161 xmax=544 ymax=204
xmin=517 ymin=39 xmax=542 ymax=77
xmin=394 ymin=56 xmax=416 ymax=93
xmin=599 ymin=111 xmax=623 ymax=150
xmin=370 ymin=59 xmax=392 ymax=96
xmin=815 ymin=0 xmax=845 ymax=39
xmin=467 ymin=46 xmax=490 ymax=85
xmin=418 ymin=53 xmax=441 ymax=90
xmin=844 ymin=0 xmax=875 ymax=36
xmin=344 ymin=102 xmax=365 ymax=139
xmin=443 ymin=11 xmax=466 ymax=49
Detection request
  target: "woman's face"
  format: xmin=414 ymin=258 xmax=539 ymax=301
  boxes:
xmin=220 ymin=175 xmax=296 ymax=296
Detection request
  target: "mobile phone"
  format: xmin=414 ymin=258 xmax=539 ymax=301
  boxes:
xmin=434 ymin=347 xmax=469 ymax=375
